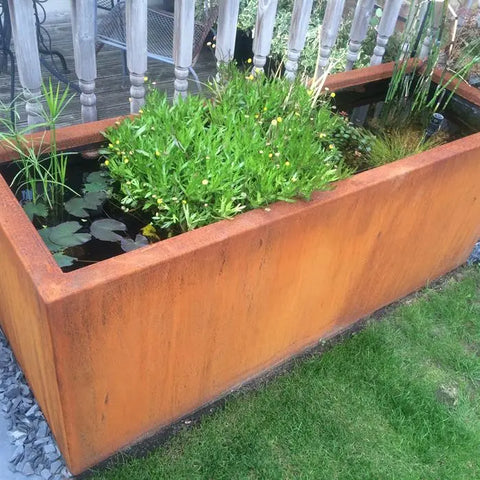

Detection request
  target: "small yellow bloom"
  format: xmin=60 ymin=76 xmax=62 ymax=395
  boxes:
xmin=247 ymin=58 xmax=252 ymax=64
xmin=182 ymin=199 xmax=187 ymax=205
xmin=126 ymin=181 xmax=131 ymax=185
xmin=295 ymin=112 xmax=300 ymax=116
xmin=246 ymin=74 xmax=254 ymax=81
xmin=263 ymin=107 xmax=267 ymax=112
xmin=268 ymin=153 xmax=273 ymax=158
xmin=151 ymin=126 xmax=155 ymax=131
xmin=157 ymin=198 xmax=163 ymax=204
xmin=104 ymin=160 xmax=110 ymax=166
xmin=124 ymin=158 xmax=129 ymax=163
xmin=276 ymin=116 xmax=283 ymax=123
xmin=329 ymin=144 xmax=335 ymax=150
xmin=307 ymin=89 xmax=313 ymax=96
xmin=255 ymin=67 xmax=262 ymax=73
xmin=291 ymin=177 xmax=297 ymax=182
xmin=129 ymin=151 xmax=133 ymax=155
xmin=206 ymin=156 xmax=211 ymax=160
xmin=143 ymin=76 xmax=148 ymax=82
xmin=202 ymin=179 xmax=209 ymax=185
xmin=271 ymin=119 xmax=278 ymax=126
xmin=285 ymin=161 xmax=290 ymax=166
xmin=115 ymin=140 xmax=120 ymax=145
xmin=108 ymin=143 xmax=113 ymax=149
xmin=139 ymin=109 xmax=144 ymax=114
xmin=330 ymin=92 xmax=336 ymax=98
xmin=255 ymin=114 xmax=259 ymax=119
xmin=319 ymin=133 xmax=326 ymax=138
xmin=155 ymin=150 xmax=160 ymax=157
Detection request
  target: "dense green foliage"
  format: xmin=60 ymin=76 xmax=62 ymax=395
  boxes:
xmin=92 ymin=267 xmax=480 ymax=480
xmin=102 ymin=71 xmax=351 ymax=234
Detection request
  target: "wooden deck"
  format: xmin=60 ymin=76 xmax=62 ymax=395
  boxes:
xmin=0 ymin=17 xmax=217 ymax=129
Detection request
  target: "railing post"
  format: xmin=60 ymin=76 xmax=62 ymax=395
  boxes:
xmin=216 ymin=0 xmax=241 ymax=69
xmin=7 ymin=0 xmax=43 ymax=127
xmin=314 ymin=0 xmax=346 ymax=78
xmin=285 ymin=0 xmax=314 ymax=81
xmin=346 ymin=0 xmax=375 ymax=71
xmin=419 ymin=1 xmax=445 ymax=60
xmin=370 ymin=0 xmax=403 ymax=65
xmin=252 ymin=0 xmax=279 ymax=72
xmin=70 ymin=0 xmax=97 ymax=123
xmin=174 ymin=0 xmax=195 ymax=99
xmin=126 ymin=0 xmax=147 ymax=113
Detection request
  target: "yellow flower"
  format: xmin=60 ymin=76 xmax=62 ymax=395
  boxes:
xmin=115 ymin=140 xmax=120 ymax=145
xmin=124 ymin=158 xmax=129 ymax=163
xmin=206 ymin=156 xmax=211 ymax=160
xmin=285 ymin=161 xmax=290 ymax=166
xmin=247 ymin=58 xmax=252 ymax=64
xmin=271 ymin=119 xmax=278 ymax=126
xmin=202 ymin=179 xmax=209 ymax=185
xmin=143 ymin=76 xmax=148 ymax=82
xmin=182 ymin=199 xmax=187 ymax=205
xmin=263 ymin=106 xmax=267 ymax=112
xmin=104 ymin=160 xmax=110 ymax=166
xmin=155 ymin=150 xmax=160 ymax=157
xmin=307 ymin=89 xmax=313 ymax=96
xmin=246 ymin=74 xmax=254 ymax=81
xmin=255 ymin=114 xmax=259 ymax=119
xmin=108 ymin=143 xmax=113 ymax=149
xmin=151 ymin=126 xmax=155 ymax=131
xmin=330 ymin=92 xmax=336 ymax=98
xmin=276 ymin=116 xmax=283 ymax=123
xmin=295 ymin=112 xmax=300 ymax=117
xmin=157 ymin=198 xmax=163 ymax=204
xmin=291 ymin=177 xmax=297 ymax=182
xmin=139 ymin=109 xmax=144 ymax=114
xmin=319 ymin=133 xmax=326 ymax=138
xmin=329 ymin=144 xmax=335 ymax=150
xmin=268 ymin=153 xmax=273 ymax=158
xmin=129 ymin=151 xmax=133 ymax=155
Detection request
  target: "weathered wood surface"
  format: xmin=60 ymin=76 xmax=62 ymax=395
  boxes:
xmin=253 ymin=0 xmax=279 ymax=72
xmin=126 ymin=0 xmax=148 ymax=112
xmin=346 ymin=0 xmax=375 ymax=70
xmin=0 ymin=20 xmax=216 ymax=129
xmin=70 ymin=0 xmax=97 ymax=122
xmin=285 ymin=0 xmax=314 ymax=80
xmin=173 ymin=0 xmax=195 ymax=99
xmin=315 ymin=0 xmax=346 ymax=78
xmin=1 ymin=64 xmax=480 ymax=475
xmin=216 ymin=0 xmax=241 ymax=67
xmin=7 ymin=0 xmax=43 ymax=126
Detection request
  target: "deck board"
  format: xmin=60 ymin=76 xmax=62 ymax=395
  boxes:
xmin=0 ymin=18 xmax=217 ymax=129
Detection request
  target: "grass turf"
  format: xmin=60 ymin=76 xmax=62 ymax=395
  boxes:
xmin=92 ymin=266 xmax=480 ymax=480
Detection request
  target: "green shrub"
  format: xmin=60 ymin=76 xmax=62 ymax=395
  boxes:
xmin=102 ymin=71 xmax=350 ymax=235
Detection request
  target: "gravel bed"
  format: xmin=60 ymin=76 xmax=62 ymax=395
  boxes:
xmin=0 ymin=331 xmax=71 ymax=480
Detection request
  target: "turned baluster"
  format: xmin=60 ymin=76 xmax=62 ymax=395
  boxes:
xmin=7 ymin=0 xmax=43 ymax=127
xmin=314 ymin=0 xmax=346 ymax=78
xmin=216 ymin=0 xmax=241 ymax=69
xmin=252 ymin=0 xmax=279 ymax=73
xmin=126 ymin=0 xmax=148 ymax=112
xmin=70 ymin=0 xmax=97 ymax=123
xmin=173 ymin=0 xmax=195 ymax=99
xmin=346 ymin=0 xmax=375 ymax=71
xmin=370 ymin=0 xmax=403 ymax=66
xmin=285 ymin=0 xmax=314 ymax=81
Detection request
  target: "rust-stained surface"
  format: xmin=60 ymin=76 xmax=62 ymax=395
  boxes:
xmin=0 ymin=64 xmax=480 ymax=474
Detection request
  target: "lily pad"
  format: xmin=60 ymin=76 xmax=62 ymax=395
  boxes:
xmin=53 ymin=252 xmax=77 ymax=268
xmin=23 ymin=202 xmax=48 ymax=220
xmin=83 ymin=171 xmax=111 ymax=193
xmin=48 ymin=221 xmax=92 ymax=249
xmin=38 ymin=228 xmax=62 ymax=253
xmin=65 ymin=191 xmax=107 ymax=218
xmin=120 ymin=234 xmax=149 ymax=252
xmin=90 ymin=218 xmax=127 ymax=242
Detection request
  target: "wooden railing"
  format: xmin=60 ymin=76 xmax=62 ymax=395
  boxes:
xmin=8 ymin=0 xmax=411 ymax=127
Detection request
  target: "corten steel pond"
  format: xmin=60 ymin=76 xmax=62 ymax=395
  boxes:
xmin=0 ymin=63 xmax=479 ymax=474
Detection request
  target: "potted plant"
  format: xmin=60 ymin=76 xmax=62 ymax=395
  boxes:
xmin=0 ymin=62 xmax=479 ymax=476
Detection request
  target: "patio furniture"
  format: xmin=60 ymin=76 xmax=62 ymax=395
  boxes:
xmin=96 ymin=0 xmax=218 ymax=90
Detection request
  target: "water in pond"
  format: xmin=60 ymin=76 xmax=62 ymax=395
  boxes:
xmin=1 ymin=81 xmax=479 ymax=272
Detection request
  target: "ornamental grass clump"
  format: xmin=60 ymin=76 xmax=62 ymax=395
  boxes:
xmin=102 ymin=71 xmax=349 ymax=235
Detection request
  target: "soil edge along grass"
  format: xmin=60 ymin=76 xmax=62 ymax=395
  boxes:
xmin=92 ymin=266 xmax=480 ymax=480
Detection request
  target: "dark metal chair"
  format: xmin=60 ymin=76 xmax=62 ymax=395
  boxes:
xmin=96 ymin=0 xmax=218 ymax=90
xmin=0 ymin=0 xmax=15 ymax=124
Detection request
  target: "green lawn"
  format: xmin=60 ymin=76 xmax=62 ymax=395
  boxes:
xmin=92 ymin=266 xmax=480 ymax=480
